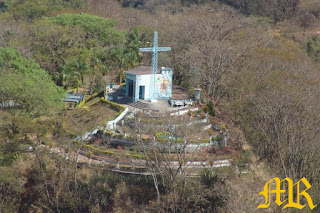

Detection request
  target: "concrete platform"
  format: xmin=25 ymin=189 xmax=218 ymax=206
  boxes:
xmin=114 ymin=97 xmax=174 ymax=112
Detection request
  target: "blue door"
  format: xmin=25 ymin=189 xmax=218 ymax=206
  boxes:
xmin=139 ymin=86 xmax=145 ymax=99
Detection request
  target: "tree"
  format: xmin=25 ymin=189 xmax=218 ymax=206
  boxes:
xmin=225 ymin=37 xmax=320 ymax=201
xmin=61 ymin=58 xmax=88 ymax=88
xmin=163 ymin=4 xmax=255 ymax=101
xmin=18 ymin=16 xmax=121 ymax=89
xmin=0 ymin=0 xmax=10 ymax=12
xmin=219 ymin=0 xmax=300 ymax=22
xmin=49 ymin=13 xmax=125 ymax=46
xmin=9 ymin=0 xmax=89 ymax=21
xmin=130 ymin=112 xmax=230 ymax=212
xmin=0 ymin=47 xmax=65 ymax=116
xmin=107 ymin=29 xmax=146 ymax=83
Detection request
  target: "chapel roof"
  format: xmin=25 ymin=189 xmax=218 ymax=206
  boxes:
xmin=125 ymin=66 xmax=160 ymax=75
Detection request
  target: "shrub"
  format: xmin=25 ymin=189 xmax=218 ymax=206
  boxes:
xmin=203 ymin=105 xmax=208 ymax=113
xmin=206 ymin=101 xmax=215 ymax=116
xmin=216 ymin=134 xmax=224 ymax=142
xmin=208 ymin=129 xmax=214 ymax=136
xmin=102 ymin=100 xmax=125 ymax=112
xmin=307 ymin=35 xmax=320 ymax=60
xmin=201 ymin=138 xmax=210 ymax=143
xmin=221 ymin=124 xmax=227 ymax=131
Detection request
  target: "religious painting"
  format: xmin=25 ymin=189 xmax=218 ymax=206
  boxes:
xmin=158 ymin=76 xmax=170 ymax=94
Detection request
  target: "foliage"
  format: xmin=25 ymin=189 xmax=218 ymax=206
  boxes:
xmin=9 ymin=0 xmax=88 ymax=21
xmin=107 ymin=28 xmax=146 ymax=82
xmin=219 ymin=0 xmax=300 ymax=22
xmin=61 ymin=58 xmax=88 ymax=88
xmin=0 ymin=47 xmax=65 ymax=116
xmin=119 ymin=0 xmax=145 ymax=8
xmin=119 ymin=0 xmax=175 ymax=10
xmin=102 ymin=99 xmax=126 ymax=112
xmin=200 ymin=168 xmax=224 ymax=187
xmin=307 ymin=35 xmax=320 ymax=60
xmin=49 ymin=13 xmax=125 ymax=46
xmin=2 ymin=1 xmax=320 ymax=211
xmin=91 ymin=75 xmax=106 ymax=93
xmin=0 ymin=0 xmax=11 ymax=12
xmin=22 ymin=16 xmax=121 ymax=88
xmin=206 ymin=101 xmax=215 ymax=116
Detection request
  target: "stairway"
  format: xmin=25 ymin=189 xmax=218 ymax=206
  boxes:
xmin=129 ymin=101 xmax=149 ymax=109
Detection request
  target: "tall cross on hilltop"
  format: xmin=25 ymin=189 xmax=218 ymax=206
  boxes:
xmin=139 ymin=31 xmax=171 ymax=99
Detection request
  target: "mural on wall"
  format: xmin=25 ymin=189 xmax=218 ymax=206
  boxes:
xmin=159 ymin=76 xmax=170 ymax=94
xmin=155 ymin=70 xmax=172 ymax=99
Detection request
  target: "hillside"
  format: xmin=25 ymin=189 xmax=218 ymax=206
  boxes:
xmin=0 ymin=0 xmax=319 ymax=212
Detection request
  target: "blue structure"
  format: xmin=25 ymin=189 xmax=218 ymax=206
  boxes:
xmin=125 ymin=31 xmax=173 ymax=102
xmin=63 ymin=93 xmax=84 ymax=108
xmin=125 ymin=66 xmax=173 ymax=102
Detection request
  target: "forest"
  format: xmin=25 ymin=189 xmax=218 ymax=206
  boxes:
xmin=0 ymin=0 xmax=320 ymax=212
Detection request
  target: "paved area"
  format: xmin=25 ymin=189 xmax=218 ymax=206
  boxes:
xmin=114 ymin=98 xmax=175 ymax=112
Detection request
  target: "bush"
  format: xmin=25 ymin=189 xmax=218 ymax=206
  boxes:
xmin=216 ymin=134 xmax=224 ymax=142
xmin=206 ymin=101 xmax=215 ymax=116
xmin=201 ymin=138 xmax=210 ymax=143
xmin=307 ymin=35 xmax=320 ymax=60
xmin=221 ymin=124 xmax=227 ymax=131
xmin=208 ymin=129 xmax=214 ymax=136
xmin=103 ymin=100 xmax=125 ymax=112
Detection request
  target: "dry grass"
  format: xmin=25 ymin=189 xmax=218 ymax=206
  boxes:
xmin=66 ymin=102 xmax=118 ymax=135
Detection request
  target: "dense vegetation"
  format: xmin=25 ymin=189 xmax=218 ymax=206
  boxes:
xmin=1 ymin=0 xmax=320 ymax=212
xmin=0 ymin=47 xmax=65 ymax=116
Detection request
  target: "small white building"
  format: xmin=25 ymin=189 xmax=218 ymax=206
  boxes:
xmin=125 ymin=66 xmax=173 ymax=102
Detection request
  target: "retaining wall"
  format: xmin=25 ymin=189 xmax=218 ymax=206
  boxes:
xmin=106 ymin=107 xmax=128 ymax=130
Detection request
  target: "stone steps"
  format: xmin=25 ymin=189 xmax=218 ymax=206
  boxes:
xmin=129 ymin=101 xmax=149 ymax=109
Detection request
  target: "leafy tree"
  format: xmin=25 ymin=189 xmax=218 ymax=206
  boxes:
xmin=61 ymin=58 xmax=88 ymax=88
xmin=21 ymin=18 xmax=113 ymax=89
xmin=9 ymin=0 xmax=89 ymax=21
xmin=0 ymin=47 xmax=65 ymax=116
xmin=206 ymin=101 xmax=215 ymax=116
xmin=107 ymin=29 xmax=146 ymax=83
xmin=11 ymin=0 xmax=49 ymax=21
xmin=90 ymin=75 xmax=106 ymax=93
xmin=0 ymin=0 xmax=11 ymax=12
xmin=124 ymin=28 xmax=146 ymax=67
xmin=18 ymin=14 xmax=126 ymax=90
xmin=49 ymin=13 xmax=125 ymax=46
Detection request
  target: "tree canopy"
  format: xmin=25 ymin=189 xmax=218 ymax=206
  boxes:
xmin=49 ymin=13 xmax=125 ymax=46
xmin=0 ymin=47 xmax=65 ymax=116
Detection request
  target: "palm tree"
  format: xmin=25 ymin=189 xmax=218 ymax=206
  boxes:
xmin=61 ymin=58 xmax=88 ymax=89
xmin=124 ymin=28 xmax=146 ymax=67
xmin=110 ymin=48 xmax=127 ymax=84
xmin=107 ymin=29 xmax=147 ymax=83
